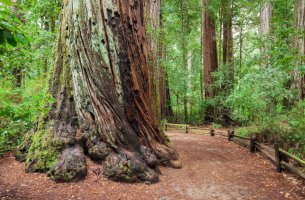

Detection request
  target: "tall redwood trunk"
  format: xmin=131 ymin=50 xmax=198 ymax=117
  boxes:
xmin=203 ymin=0 xmax=218 ymax=121
xmin=159 ymin=51 xmax=174 ymax=118
xmin=203 ymin=0 xmax=218 ymax=99
xmin=145 ymin=0 xmax=173 ymax=121
xmin=159 ymin=11 xmax=174 ymax=119
xmin=145 ymin=0 xmax=161 ymax=124
xmin=17 ymin=0 xmax=180 ymax=183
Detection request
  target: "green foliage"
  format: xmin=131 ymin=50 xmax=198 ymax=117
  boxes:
xmin=286 ymin=101 xmax=305 ymax=143
xmin=228 ymin=67 xmax=290 ymax=124
xmin=0 ymin=78 xmax=52 ymax=155
xmin=162 ymin=0 xmax=203 ymax=124
xmin=0 ymin=0 xmax=58 ymax=155
xmin=211 ymin=123 xmax=222 ymax=129
xmin=161 ymin=0 xmax=304 ymax=158
xmin=0 ymin=2 xmax=30 ymax=50
xmin=235 ymin=126 xmax=259 ymax=137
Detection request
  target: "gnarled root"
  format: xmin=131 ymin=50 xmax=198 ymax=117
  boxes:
xmin=103 ymin=149 xmax=159 ymax=183
xmin=48 ymin=146 xmax=87 ymax=182
xmin=16 ymin=124 xmax=180 ymax=183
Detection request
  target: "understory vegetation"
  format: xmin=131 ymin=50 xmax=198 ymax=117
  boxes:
xmin=0 ymin=0 xmax=304 ymax=160
xmin=0 ymin=0 xmax=58 ymax=155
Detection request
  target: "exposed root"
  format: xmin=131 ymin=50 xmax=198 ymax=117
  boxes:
xmin=154 ymin=143 xmax=182 ymax=168
xmin=103 ymin=149 xmax=159 ymax=183
xmin=48 ymin=146 xmax=87 ymax=182
xmin=86 ymin=140 xmax=112 ymax=161
xmin=16 ymin=122 xmax=180 ymax=183
xmin=139 ymin=145 xmax=158 ymax=168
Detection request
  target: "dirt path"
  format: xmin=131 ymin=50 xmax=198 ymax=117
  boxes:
xmin=0 ymin=129 xmax=304 ymax=200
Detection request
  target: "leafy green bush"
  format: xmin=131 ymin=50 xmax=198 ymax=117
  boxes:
xmin=0 ymin=78 xmax=52 ymax=155
xmin=228 ymin=67 xmax=290 ymax=125
xmin=0 ymin=2 xmax=31 ymax=51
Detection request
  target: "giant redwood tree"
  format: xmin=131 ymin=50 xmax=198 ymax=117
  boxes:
xmin=202 ymin=0 xmax=218 ymax=121
xmin=203 ymin=0 xmax=218 ymax=99
xmin=16 ymin=0 xmax=181 ymax=183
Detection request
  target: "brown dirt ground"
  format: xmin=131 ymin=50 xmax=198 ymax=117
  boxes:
xmin=0 ymin=128 xmax=304 ymax=200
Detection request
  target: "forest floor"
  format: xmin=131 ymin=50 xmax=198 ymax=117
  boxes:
xmin=0 ymin=128 xmax=304 ymax=200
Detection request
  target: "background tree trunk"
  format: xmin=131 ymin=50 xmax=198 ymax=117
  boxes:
xmin=301 ymin=75 xmax=305 ymax=99
xmin=292 ymin=0 xmax=305 ymax=99
xmin=159 ymin=47 xmax=174 ymax=118
xmin=260 ymin=2 xmax=272 ymax=67
xmin=145 ymin=0 xmax=173 ymax=121
xmin=179 ymin=0 xmax=188 ymax=124
xmin=203 ymin=0 xmax=218 ymax=121
xmin=159 ymin=12 xmax=174 ymax=119
xmin=17 ymin=0 xmax=180 ymax=183
xmin=222 ymin=0 xmax=234 ymax=94
xmin=145 ymin=0 xmax=161 ymax=125
xmin=203 ymin=0 xmax=218 ymax=99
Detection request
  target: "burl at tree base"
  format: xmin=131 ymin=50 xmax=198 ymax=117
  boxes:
xmin=15 ymin=0 xmax=181 ymax=183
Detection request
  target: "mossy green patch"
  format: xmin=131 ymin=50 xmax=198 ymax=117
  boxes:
xmin=15 ymin=130 xmax=35 ymax=162
xmin=25 ymin=126 xmax=62 ymax=172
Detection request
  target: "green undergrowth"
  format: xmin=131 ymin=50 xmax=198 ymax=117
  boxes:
xmin=235 ymin=101 xmax=305 ymax=160
xmin=0 ymin=78 xmax=52 ymax=156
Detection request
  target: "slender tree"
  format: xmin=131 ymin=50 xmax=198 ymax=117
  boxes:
xmin=292 ymin=0 xmax=305 ymax=99
xmin=301 ymin=76 xmax=305 ymax=99
xmin=222 ymin=0 xmax=234 ymax=93
xmin=179 ymin=0 xmax=188 ymax=124
xmin=159 ymin=10 xmax=174 ymax=119
xmin=260 ymin=1 xmax=272 ymax=67
xmin=16 ymin=0 xmax=181 ymax=183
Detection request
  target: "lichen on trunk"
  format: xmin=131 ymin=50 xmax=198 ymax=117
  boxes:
xmin=16 ymin=0 xmax=180 ymax=183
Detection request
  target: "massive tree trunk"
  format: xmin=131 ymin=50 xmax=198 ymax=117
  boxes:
xmin=203 ymin=0 xmax=218 ymax=99
xmin=292 ymin=0 xmax=305 ymax=99
xmin=203 ymin=0 xmax=218 ymax=120
xmin=16 ymin=0 xmax=180 ymax=183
